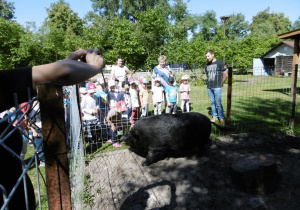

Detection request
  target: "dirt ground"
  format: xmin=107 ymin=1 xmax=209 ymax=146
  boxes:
xmin=84 ymin=131 xmax=300 ymax=210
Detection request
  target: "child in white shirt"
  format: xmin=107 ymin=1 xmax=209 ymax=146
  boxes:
xmin=152 ymin=77 xmax=164 ymax=115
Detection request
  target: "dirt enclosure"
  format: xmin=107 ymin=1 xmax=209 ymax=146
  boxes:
xmin=84 ymin=131 xmax=300 ymax=210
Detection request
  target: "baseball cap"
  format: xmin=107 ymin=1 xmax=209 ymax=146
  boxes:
xmin=129 ymin=78 xmax=136 ymax=84
xmin=116 ymin=101 xmax=128 ymax=112
xmin=154 ymin=77 xmax=161 ymax=82
xmin=142 ymin=78 xmax=148 ymax=84
xmin=87 ymin=82 xmax=96 ymax=93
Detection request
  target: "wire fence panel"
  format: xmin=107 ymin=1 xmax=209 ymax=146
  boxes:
xmin=0 ymin=97 xmax=43 ymax=210
xmin=67 ymin=85 xmax=86 ymax=210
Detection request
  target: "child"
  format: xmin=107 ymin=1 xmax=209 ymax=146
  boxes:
xmin=180 ymin=75 xmax=191 ymax=113
xmin=139 ymin=78 xmax=149 ymax=118
xmin=81 ymin=82 xmax=99 ymax=140
xmin=106 ymin=101 xmax=128 ymax=147
xmin=107 ymin=79 xmax=119 ymax=108
xmin=129 ymin=78 xmax=140 ymax=125
xmin=152 ymin=77 xmax=164 ymax=115
xmin=117 ymin=81 xmax=132 ymax=124
xmin=115 ymin=78 xmax=121 ymax=92
xmin=165 ymin=76 xmax=178 ymax=114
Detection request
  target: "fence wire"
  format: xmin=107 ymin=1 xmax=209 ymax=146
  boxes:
xmin=0 ymin=97 xmax=44 ymax=210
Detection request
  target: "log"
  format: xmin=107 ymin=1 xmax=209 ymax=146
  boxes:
xmin=230 ymin=154 xmax=279 ymax=194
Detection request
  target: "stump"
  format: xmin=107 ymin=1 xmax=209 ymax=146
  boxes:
xmin=230 ymin=154 xmax=279 ymax=194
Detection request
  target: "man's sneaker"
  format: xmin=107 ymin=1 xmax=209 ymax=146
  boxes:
xmin=220 ymin=119 xmax=225 ymax=124
xmin=40 ymin=161 xmax=45 ymax=167
xmin=113 ymin=143 xmax=122 ymax=148
xmin=107 ymin=139 xmax=113 ymax=143
xmin=211 ymin=117 xmax=218 ymax=122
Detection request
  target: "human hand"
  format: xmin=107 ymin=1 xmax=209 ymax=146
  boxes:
xmin=85 ymin=48 xmax=105 ymax=72
xmin=66 ymin=48 xmax=87 ymax=61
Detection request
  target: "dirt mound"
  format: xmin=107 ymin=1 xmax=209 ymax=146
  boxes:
xmin=84 ymin=132 xmax=300 ymax=209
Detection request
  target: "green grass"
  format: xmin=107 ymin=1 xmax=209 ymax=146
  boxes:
xmin=172 ymin=71 xmax=300 ymax=135
xmin=24 ymin=145 xmax=48 ymax=209
xmin=85 ymin=141 xmax=130 ymax=160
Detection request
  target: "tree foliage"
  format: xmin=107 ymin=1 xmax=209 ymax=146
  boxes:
xmin=293 ymin=16 xmax=300 ymax=29
xmin=0 ymin=1 xmax=295 ymax=72
xmin=250 ymin=8 xmax=292 ymax=37
xmin=0 ymin=0 xmax=14 ymax=20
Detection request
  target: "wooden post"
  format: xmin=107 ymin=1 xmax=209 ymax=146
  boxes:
xmin=291 ymin=38 xmax=299 ymax=97
xmin=37 ymin=83 xmax=71 ymax=210
xmin=226 ymin=66 xmax=233 ymax=137
xmin=291 ymin=64 xmax=298 ymax=129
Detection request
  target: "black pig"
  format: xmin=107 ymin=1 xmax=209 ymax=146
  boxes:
xmin=121 ymin=112 xmax=213 ymax=166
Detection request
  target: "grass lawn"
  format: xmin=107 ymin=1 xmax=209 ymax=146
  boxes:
xmin=24 ymin=145 xmax=48 ymax=209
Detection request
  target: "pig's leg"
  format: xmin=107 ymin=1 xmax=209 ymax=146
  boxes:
xmin=143 ymin=148 xmax=165 ymax=166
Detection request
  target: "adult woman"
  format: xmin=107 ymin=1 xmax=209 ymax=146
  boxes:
xmin=151 ymin=55 xmax=175 ymax=112
xmin=151 ymin=55 xmax=174 ymax=90
xmin=110 ymin=57 xmax=132 ymax=88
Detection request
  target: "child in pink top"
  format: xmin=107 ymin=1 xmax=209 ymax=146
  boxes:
xmin=179 ymin=75 xmax=191 ymax=113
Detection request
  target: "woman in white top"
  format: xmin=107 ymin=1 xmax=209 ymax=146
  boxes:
xmin=110 ymin=57 xmax=132 ymax=88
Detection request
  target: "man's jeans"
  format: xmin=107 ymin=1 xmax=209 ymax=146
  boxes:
xmin=207 ymin=88 xmax=225 ymax=119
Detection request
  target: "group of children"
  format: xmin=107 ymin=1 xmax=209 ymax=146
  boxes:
xmin=79 ymin=74 xmax=191 ymax=147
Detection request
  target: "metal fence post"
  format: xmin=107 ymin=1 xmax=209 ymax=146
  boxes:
xmin=291 ymin=64 xmax=298 ymax=129
xmin=37 ymin=83 xmax=71 ymax=210
xmin=226 ymin=66 xmax=233 ymax=137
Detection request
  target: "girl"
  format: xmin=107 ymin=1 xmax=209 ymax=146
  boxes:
xmin=179 ymin=75 xmax=191 ymax=113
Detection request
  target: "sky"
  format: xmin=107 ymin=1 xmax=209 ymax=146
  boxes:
xmin=13 ymin=0 xmax=299 ymax=27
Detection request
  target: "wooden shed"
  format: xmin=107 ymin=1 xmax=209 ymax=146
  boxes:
xmin=253 ymin=41 xmax=300 ymax=76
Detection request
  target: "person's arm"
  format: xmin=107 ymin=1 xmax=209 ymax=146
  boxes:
xmin=125 ymin=66 xmax=132 ymax=78
xmin=32 ymin=48 xmax=104 ymax=89
xmin=110 ymin=66 xmax=116 ymax=80
xmin=222 ymin=70 xmax=228 ymax=84
xmin=106 ymin=115 xmax=115 ymax=131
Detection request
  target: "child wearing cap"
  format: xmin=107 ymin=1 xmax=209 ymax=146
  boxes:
xmin=106 ymin=101 xmax=128 ymax=147
xmin=180 ymin=75 xmax=191 ymax=113
xmin=152 ymin=77 xmax=164 ymax=115
xmin=139 ymin=78 xmax=149 ymax=118
xmin=117 ymin=81 xmax=132 ymax=123
xmin=81 ymin=82 xmax=99 ymax=140
xmin=129 ymin=78 xmax=140 ymax=125
xmin=165 ymin=76 xmax=178 ymax=114
xmin=108 ymin=79 xmax=119 ymax=109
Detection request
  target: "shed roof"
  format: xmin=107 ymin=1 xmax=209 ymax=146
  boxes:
xmin=260 ymin=41 xmax=297 ymax=58
xmin=278 ymin=28 xmax=300 ymax=39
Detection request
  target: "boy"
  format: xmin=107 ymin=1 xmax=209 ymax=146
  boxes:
xmin=139 ymin=78 xmax=149 ymax=118
xmin=152 ymin=77 xmax=164 ymax=115
xmin=129 ymin=78 xmax=140 ymax=125
xmin=165 ymin=77 xmax=178 ymax=114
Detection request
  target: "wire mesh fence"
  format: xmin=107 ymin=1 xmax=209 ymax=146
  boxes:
xmin=0 ymin=97 xmax=45 ymax=210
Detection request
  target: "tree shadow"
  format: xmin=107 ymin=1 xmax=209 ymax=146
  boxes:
xmin=120 ymin=180 xmax=177 ymax=210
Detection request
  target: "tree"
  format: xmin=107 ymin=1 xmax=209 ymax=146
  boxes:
xmin=0 ymin=0 xmax=15 ymax=20
xmin=90 ymin=0 xmax=170 ymax=22
xmin=0 ymin=17 xmax=23 ymax=69
xmin=225 ymin=13 xmax=249 ymax=39
xmin=135 ymin=8 xmax=169 ymax=69
xmin=293 ymin=16 xmax=300 ymax=29
xmin=250 ymin=8 xmax=292 ymax=37
xmin=197 ymin=10 xmax=218 ymax=41
xmin=45 ymin=0 xmax=84 ymax=36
